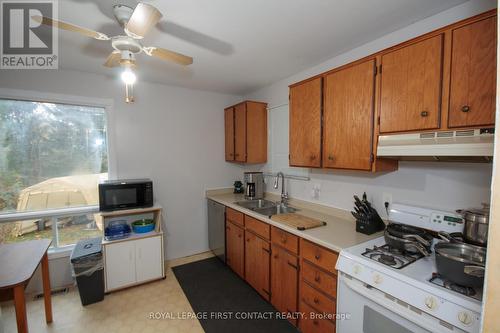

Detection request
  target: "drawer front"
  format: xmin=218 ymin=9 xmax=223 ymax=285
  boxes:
xmin=300 ymin=281 xmax=336 ymax=314
xmin=245 ymin=215 xmax=270 ymax=240
xmin=299 ymin=302 xmax=336 ymax=333
xmin=301 ymin=239 xmax=338 ymax=273
xmin=271 ymin=227 xmax=299 ymax=254
xmin=226 ymin=207 xmax=244 ymax=226
xmin=302 ymin=261 xmax=337 ymax=295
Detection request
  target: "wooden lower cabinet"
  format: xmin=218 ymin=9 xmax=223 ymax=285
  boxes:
xmin=299 ymin=301 xmax=336 ymax=333
xmin=226 ymin=220 xmax=245 ymax=279
xmin=245 ymin=230 xmax=271 ymax=300
xmin=270 ymin=244 xmax=299 ymax=325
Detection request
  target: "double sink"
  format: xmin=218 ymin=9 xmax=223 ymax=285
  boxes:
xmin=235 ymin=199 xmax=298 ymax=217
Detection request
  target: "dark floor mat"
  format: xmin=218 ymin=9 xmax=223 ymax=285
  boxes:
xmin=172 ymin=257 xmax=300 ymax=333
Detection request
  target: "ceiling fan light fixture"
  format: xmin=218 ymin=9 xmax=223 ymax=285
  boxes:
xmin=121 ymin=68 xmax=136 ymax=85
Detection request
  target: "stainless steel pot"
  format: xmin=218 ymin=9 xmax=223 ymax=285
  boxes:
xmin=434 ymin=241 xmax=486 ymax=287
xmin=456 ymin=205 xmax=490 ymax=246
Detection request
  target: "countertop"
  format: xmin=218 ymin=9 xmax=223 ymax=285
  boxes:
xmin=206 ymin=189 xmax=383 ymax=253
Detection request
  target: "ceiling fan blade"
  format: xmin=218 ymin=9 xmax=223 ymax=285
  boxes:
xmin=143 ymin=47 xmax=193 ymax=66
xmin=103 ymin=51 xmax=121 ymax=67
xmin=125 ymin=3 xmax=162 ymax=39
xmin=31 ymin=15 xmax=110 ymax=40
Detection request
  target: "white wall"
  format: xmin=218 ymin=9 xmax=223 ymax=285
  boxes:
xmin=0 ymin=69 xmax=242 ymax=261
xmin=244 ymin=0 xmax=496 ymax=217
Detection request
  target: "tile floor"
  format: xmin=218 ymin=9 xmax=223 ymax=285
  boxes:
xmin=1 ymin=251 xmax=215 ymax=333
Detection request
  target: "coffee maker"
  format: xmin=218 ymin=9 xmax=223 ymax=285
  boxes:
xmin=244 ymin=172 xmax=264 ymax=200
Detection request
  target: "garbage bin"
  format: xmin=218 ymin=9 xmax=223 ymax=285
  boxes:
xmin=70 ymin=237 xmax=104 ymax=306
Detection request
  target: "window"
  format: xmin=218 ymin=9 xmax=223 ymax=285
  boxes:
xmin=0 ymin=97 xmax=109 ymax=247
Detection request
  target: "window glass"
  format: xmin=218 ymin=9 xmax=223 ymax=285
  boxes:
xmin=0 ymin=98 xmax=108 ymax=214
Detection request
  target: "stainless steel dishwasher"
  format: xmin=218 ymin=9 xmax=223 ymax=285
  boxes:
xmin=207 ymin=199 xmax=225 ymax=262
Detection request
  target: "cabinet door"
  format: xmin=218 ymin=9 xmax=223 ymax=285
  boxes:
xmin=234 ymin=103 xmax=247 ymax=162
xmin=449 ymin=17 xmax=497 ymax=128
xmin=245 ymin=231 xmax=270 ymax=300
xmin=271 ymin=244 xmax=298 ymax=324
xmin=224 ymin=107 xmax=235 ymax=161
xmin=246 ymin=102 xmax=268 ymax=163
xmin=380 ymin=35 xmax=443 ymax=133
xmin=135 ymin=236 xmax=163 ymax=283
xmin=226 ymin=221 xmax=245 ymax=278
xmin=105 ymin=241 xmax=136 ymax=291
xmin=289 ymin=77 xmax=322 ymax=167
xmin=323 ymin=59 xmax=375 ymax=170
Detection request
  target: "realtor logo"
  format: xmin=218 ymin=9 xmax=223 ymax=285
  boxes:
xmin=1 ymin=0 xmax=58 ymax=69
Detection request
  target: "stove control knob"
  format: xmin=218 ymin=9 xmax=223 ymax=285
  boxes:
xmin=373 ymin=274 xmax=383 ymax=284
xmin=458 ymin=311 xmax=473 ymax=325
xmin=353 ymin=265 xmax=361 ymax=275
xmin=424 ymin=296 xmax=437 ymax=310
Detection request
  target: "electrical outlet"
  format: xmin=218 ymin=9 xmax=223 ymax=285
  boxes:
xmin=382 ymin=192 xmax=392 ymax=207
xmin=311 ymin=183 xmax=321 ymax=199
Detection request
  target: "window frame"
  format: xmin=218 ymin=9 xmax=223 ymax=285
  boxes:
xmin=0 ymin=88 xmax=116 ymax=253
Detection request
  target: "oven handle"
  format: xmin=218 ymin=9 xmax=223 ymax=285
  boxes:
xmin=340 ymin=274 xmax=452 ymax=333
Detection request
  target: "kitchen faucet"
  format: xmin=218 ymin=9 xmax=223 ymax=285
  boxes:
xmin=273 ymin=172 xmax=288 ymax=205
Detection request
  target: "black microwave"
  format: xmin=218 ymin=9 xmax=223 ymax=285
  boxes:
xmin=98 ymin=179 xmax=153 ymax=211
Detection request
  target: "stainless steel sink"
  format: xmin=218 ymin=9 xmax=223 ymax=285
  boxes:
xmin=235 ymin=199 xmax=277 ymax=210
xmin=235 ymin=200 xmax=298 ymax=217
xmin=253 ymin=204 xmax=299 ymax=217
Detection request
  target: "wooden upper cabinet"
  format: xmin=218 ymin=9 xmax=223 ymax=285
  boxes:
xmin=234 ymin=103 xmax=247 ymax=162
xmin=245 ymin=231 xmax=271 ymax=300
xmin=226 ymin=220 xmax=245 ymax=279
xmin=448 ymin=17 xmax=497 ymax=128
xmin=289 ymin=77 xmax=322 ymax=167
xmin=224 ymin=108 xmax=235 ymax=161
xmin=323 ymin=59 xmax=376 ymax=170
xmin=379 ymin=34 xmax=443 ymax=133
xmin=224 ymin=101 xmax=267 ymax=164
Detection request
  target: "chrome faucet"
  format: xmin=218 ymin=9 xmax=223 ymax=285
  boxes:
xmin=273 ymin=172 xmax=288 ymax=205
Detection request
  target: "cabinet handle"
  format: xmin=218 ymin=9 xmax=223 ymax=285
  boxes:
xmin=315 ymin=253 xmax=321 ymax=260
xmin=310 ymin=155 xmax=316 ymax=160
xmin=238 ymin=234 xmax=242 ymax=238
xmin=314 ymin=273 xmax=321 ymax=283
xmin=420 ymin=111 xmax=429 ymax=117
xmin=235 ymin=153 xmax=240 ymax=157
xmin=262 ymin=247 xmax=270 ymax=253
xmin=328 ymin=154 xmax=334 ymax=161
xmin=273 ymin=254 xmax=279 ymax=259
xmin=461 ymin=105 xmax=470 ymax=113
xmin=287 ymin=261 xmax=298 ymax=270
xmin=246 ymin=238 xmax=250 ymax=242
xmin=313 ymin=297 xmax=319 ymax=304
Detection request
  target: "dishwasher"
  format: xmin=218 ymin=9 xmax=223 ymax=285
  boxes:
xmin=207 ymin=199 xmax=225 ymax=262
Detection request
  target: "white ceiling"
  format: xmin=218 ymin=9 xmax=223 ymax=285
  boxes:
xmin=56 ymin=0 xmax=467 ymax=95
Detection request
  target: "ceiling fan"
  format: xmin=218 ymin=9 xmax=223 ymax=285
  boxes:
xmin=32 ymin=2 xmax=194 ymax=103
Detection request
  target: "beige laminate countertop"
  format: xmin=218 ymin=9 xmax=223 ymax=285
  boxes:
xmin=206 ymin=189 xmax=383 ymax=253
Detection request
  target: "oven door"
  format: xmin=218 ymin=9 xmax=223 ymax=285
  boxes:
xmin=337 ymin=273 xmax=464 ymax=333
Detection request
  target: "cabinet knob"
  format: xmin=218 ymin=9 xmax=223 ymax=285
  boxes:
xmin=313 ymin=297 xmax=319 ymax=304
xmin=235 ymin=153 xmax=240 ymax=157
xmin=461 ymin=105 xmax=470 ymax=113
xmin=315 ymin=254 xmax=321 ymax=260
xmin=238 ymin=234 xmax=242 ymax=238
xmin=420 ymin=111 xmax=429 ymax=117
xmin=328 ymin=154 xmax=334 ymax=161
xmin=314 ymin=274 xmax=321 ymax=283
xmin=229 ymin=153 xmax=233 ymax=156
xmin=281 ymin=236 xmax=287 ymax=243
xmin=246 ymin=238 xmax=250 ymax=242
xmin=310 ymin=155 xmax=316 ymax=160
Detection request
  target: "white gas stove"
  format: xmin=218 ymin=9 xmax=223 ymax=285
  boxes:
xmin=335 ymin=204 xmax=483 ymax=333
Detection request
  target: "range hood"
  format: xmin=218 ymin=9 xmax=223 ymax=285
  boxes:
xmin=377 ymin=128 xmax=494 ymax=162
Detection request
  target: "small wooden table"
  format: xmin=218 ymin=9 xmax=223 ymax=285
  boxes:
xmin=0 ymin=239 xmax=53 ymax=333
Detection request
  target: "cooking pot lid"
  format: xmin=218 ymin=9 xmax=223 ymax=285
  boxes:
xmin=435 ymin=242 xmax=487 ymax=265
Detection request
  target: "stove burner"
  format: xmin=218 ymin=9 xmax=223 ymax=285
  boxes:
xmin=378 ymin=254 xmax=397 ymax=266
xmin=429 ymin=273 xmax=481 ymax=301
xmin=362 ymin=244 xmax=424 ymax=269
